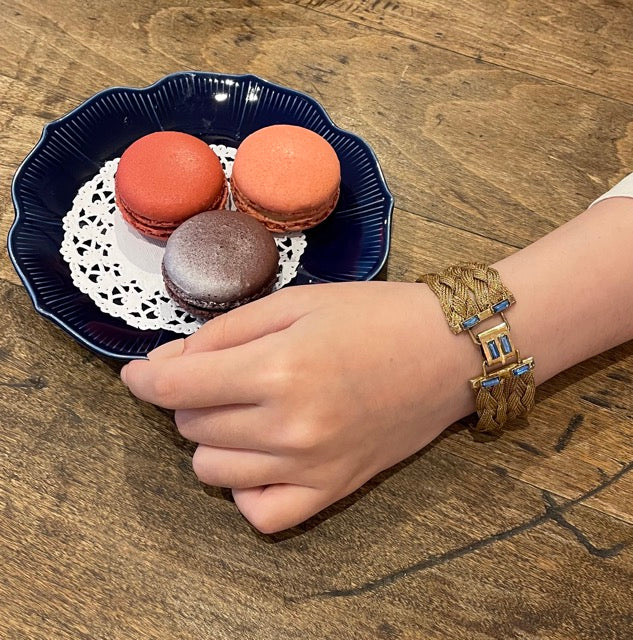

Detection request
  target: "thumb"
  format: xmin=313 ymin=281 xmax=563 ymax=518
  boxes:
xmin=232 ymin=484 xmax=335 ymax=534
xmin=182 ymin=286 xmax=312 ymax=355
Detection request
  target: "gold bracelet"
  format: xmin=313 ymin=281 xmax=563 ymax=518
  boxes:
xmin=418 ymin=263 xmax=535 ymax=434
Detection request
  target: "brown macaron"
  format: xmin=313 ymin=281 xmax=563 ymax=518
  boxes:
xmin=162 ymin=210 xmax=279 ymax=319
xmin=231 ymin=124 xmax=340 ymax=232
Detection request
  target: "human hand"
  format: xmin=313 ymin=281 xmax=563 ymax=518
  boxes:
xmin=121 ymin=281 xmax=474 ymax=533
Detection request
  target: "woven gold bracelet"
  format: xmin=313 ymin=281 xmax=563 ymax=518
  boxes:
xmin=418 ymin=263 xmax=535 ymax=434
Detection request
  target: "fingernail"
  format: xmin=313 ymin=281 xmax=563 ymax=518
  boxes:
xmin=120 ymin=364 xmax=129 ymax=386
xmin=147 ymin=338 xmax=185 ymax=361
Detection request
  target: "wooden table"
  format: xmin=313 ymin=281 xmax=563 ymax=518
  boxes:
xmin=1 ymin=2 xmax=632 ymax=638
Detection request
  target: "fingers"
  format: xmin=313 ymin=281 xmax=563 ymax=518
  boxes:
xmin=147 ymin=338 xmax=185 ymax=360
xmin=192 ymin=445 xmax=290 ymax=489
xmin=122 ymin=344 xmax=267 ymax=409
xmin=175 ymin=405 xmax=278 ymax=451
xmin=232 ymin=484 xmax=336 ymax=534
xmin=182 ymin=287 xmax=311 ymax=355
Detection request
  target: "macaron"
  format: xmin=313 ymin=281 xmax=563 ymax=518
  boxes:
xmin=115 ymin=131 xmax=228 ymax=239
xmin=162 ymin=210 xmax=279 ymax=319
xmin=231 ymin=124 xmax=340 ymax=232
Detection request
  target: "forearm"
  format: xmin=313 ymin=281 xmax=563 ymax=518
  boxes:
xmin=437 ymin=196 xmax=633 ymax=424
xmin=496 ymin=197 xmax=633 ymax=384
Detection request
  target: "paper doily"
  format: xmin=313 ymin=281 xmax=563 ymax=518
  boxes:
xmin=60 ymin=145 xmax=306 ymax=335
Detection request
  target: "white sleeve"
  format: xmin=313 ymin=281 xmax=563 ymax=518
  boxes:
xmin=590 ymin=172 xmax=633 ymax=208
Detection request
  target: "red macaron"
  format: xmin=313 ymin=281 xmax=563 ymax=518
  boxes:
xmin=231 ymin=125 xmax=340 ymax=232
xmin=115 ymin=131 xmax=228 ymax=239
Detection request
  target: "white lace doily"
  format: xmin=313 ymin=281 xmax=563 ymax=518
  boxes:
xmin=60 ymin=145 xmax=306 ymax=335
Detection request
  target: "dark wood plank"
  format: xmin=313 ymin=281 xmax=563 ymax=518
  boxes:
xmin=3 ymin=0 xmax=633 ymax=285
xmin=289 ymin=0 xmax=633 ymax=104
xmin=1 ymin=277 xmax=632 ymax=638
xmin=387 ymin=207 xmax=516 ymax=281
xmin=2 ymin=1 xmax=633 ymax=638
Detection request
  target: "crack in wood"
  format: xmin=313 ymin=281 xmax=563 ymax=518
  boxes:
xmin=581 ymin=395 xmax=612 ymax=409
xmin=554 ymin=414 xmax=584 ymax=452
xmin=0 ymin=375 xmax=47 ymax=390
xmin=543 ymin=492 xmax=626 ymax=558
xmin=512 ymin=439 xmax=546 ymax=456
xmin=289 ymin=461 xmax=632 ymax=601
xmin=606 ymin=371 xmax=631 ymax=383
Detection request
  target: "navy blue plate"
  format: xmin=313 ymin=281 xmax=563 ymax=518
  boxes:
xmin=8 ymin=72 xmax=393 ymax=360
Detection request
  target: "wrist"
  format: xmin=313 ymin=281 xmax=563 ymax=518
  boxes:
xmin=415 ymin=283 xmax=480 ymax=425
xmin=416 ymin=264 xmax=537 ymax=433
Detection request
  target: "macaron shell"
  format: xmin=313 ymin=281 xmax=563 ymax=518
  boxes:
xmin=115 ymin=131 xmax=227 ymax=223
xmin=162 ymin=210 xmax=279 ymax=312
xmin=231 ymin=125 xmax=340 ymax=217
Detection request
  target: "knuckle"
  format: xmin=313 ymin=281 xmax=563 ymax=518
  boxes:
xmin=150 ymin=370 xmax=179 ymax=407
xmin=185 ymin=311 xmax=233 ymax=353
xmin=275 ymin=284 xmax=308 ymax=304
xmin=268 ymin=351 xmax=296 ymax=394
xmin=174 ymin=410 xmax=192 ymax=438
xmin=271 ymin=286 xmax=293 ymax=303
xmin=210 ymin=311 xmax=231 ymax=344
xmin=284 ymin=419 xmax=321 ymax=454
xmin=247 ymin=509 xmax=280 ymax=535
xmin=191 ymin=447 xmax=213 ymax=484
xmin=267 ymin=345 xmax=310 ymax=395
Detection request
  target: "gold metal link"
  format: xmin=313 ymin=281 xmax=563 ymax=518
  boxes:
xmin=419 ymin=263 xmax=535 ymax=434
xmin=418 ymin=264 xmax=514 ymax=334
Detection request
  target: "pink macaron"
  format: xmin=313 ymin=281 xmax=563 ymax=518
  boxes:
xmin=231 ymin=125 xmax=340 ymax=232
xmin=115 ymin=131 xmax=228 ymax=239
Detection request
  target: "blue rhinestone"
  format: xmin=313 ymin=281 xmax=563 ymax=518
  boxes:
xmin=500 ymin=334 xmax=512 ymax=355
xmin=487 ymin=340 xmax=500 ymax=359
xmin=512 ymin=364 xmax=531 ymax=377
xmin=462 ymin=315 xmax=480 ymax=329
xmin=481 ymin=377 xmax=500 ymax=388
xmin=492 ymin=299 xmax=510 ymax=313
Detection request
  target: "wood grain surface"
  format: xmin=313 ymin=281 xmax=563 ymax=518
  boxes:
xmin=1 ymin=1 xmax=632 ymax=638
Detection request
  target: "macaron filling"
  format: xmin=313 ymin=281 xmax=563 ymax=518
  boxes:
xmin=231 ymin=177 xmax=339 ymax=232
xmin=116 ymin=180 xmax=228 ymax=239
xmin=162 ymin=263 xmax=277 ymax=318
